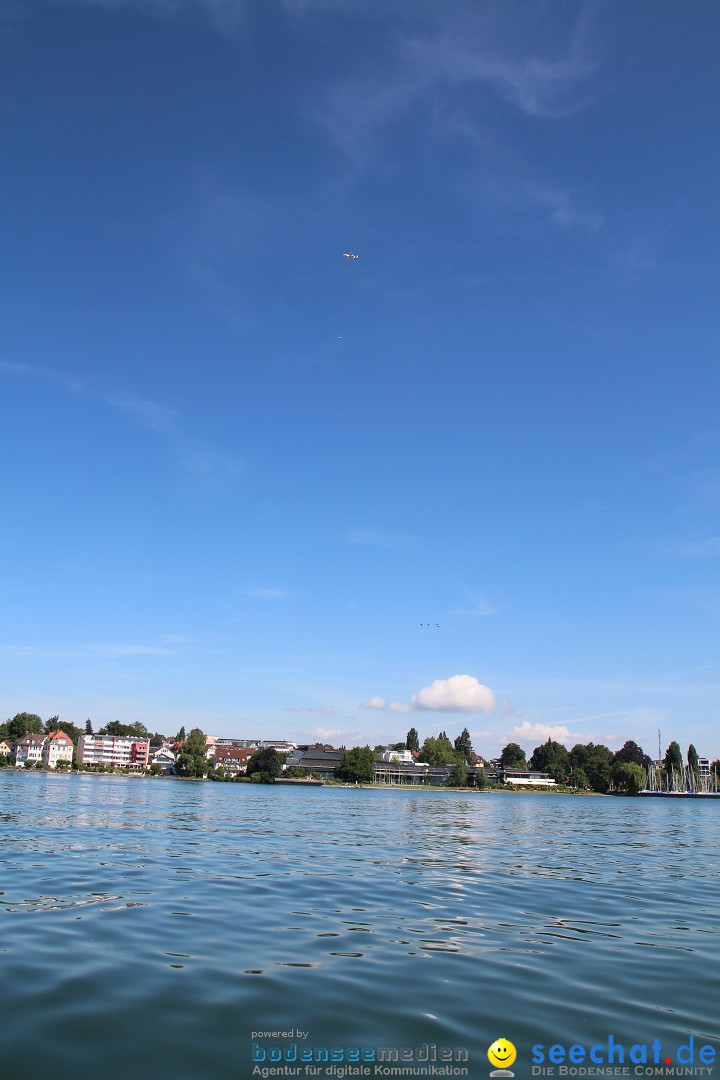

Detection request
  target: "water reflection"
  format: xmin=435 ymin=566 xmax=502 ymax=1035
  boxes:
xmin=0 ymin=773 xmax=718 ymax=1080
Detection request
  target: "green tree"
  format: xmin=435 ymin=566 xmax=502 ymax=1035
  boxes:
xmin=99 ymin=721 xmax=149 ymax=739
xmin=475 ymin=766 xmax=488 ymax=790
xmin=571 ymin=766 xmax=590 ymax=790
xmin=176 ymin=726 xmax=186 ymax=742
xmin=454 ymin=727 xmax=473 ymax=764
xmin=85 ymin=718 xmax=94 ymax=735
xmin=176 ymin=728 xmax=208 ymax=777
xmin=569 ymin=743 xmax=614 ymax=792
xmin=663 ymin=741 xmax=683 ymax=779
xmin=613 ymin=761 xmax=646 ymax=796
xmin=419 ymin=735 xmax=457 ymax=766
xmin=447 ymin=761 xmax=468 ymax=787
xmin=336 ymin=746 xmax=375 ymax=783
xmin=500 ymin=742 xmax=527 ymax=769
xmin=406 ymin=727 xmax=420 ymax=752
xmin=284 ymin=765 xmax=311 ymax=778
xmin=614 ymin=740 xmax=648 ymax=768
xmin=44 ymin=716 xmax=82 ymax=747
xmin=529 ymin=739 xmax=570 ymax=782
xmin=7 ymin=713 xmax=44 ymax=740
xmin=246 ymin=747 xmax=283 ymax=783
xmin=687 ymin=744 xmax=699 ymax=779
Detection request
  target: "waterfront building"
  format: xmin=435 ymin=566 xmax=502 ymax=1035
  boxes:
xmin=380 ymin=748 xmax=416 ymax=764
xmin=213 ymin=737 xmax=296 ymax=752
xmin=77 ymin=735 xmax=150 ymax=770
xmin=213 ymin=746 xmax=256 ymax=774
xmin=502 ymin=768 xmax=556 ymax=787
xmin=149 ymin=746 xmax=176 ymax=773
xmin=289 ymin=747 xmax=345 ymax=779
xmin=42 ymin=731 xmax=74 ymax=769
xmin=14 ymin=733 xmax=46 ymax=767
xmin=373 ymin=759 xmax=429 ymax=785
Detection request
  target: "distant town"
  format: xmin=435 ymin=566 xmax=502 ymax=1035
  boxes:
xmin=1 ymin=712 xmax=717 ymax=796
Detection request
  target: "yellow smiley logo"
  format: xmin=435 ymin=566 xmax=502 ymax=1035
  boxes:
xmin=488 ymin=1039 xmax=517 ymax=1070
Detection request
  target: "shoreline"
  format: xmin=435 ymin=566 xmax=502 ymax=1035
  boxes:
xmin=0 ymin=769 xmax=613 ymax=794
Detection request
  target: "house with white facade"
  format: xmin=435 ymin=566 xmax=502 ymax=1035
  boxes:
xmin=14 ymin=733 xmax=46 ymax=767
xmin=150 ymin=746 xmax=176 ymax=773
xmin=42 ymin=730 xmax=74 ymax=769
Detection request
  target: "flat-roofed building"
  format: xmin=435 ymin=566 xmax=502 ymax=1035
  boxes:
xmin=502 ymin=768 xmax=556 ymax=787
xmin=78 ymin=735 xmax=150 ymax=770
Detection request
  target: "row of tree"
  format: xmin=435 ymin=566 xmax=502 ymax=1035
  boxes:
xmin=4 ymin=714 xmax=717 ymax=795
xmin=497 ymin=737 xmax=718 ymax=794
xmin=0 ymin=713 xmax=185 ymax=749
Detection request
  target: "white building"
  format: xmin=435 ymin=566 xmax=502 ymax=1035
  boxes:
xmin=78 ymin=735 xmax=150 ymax=770
xmin=150 ymin=747 xmax=176 ymax=773
xmin=502 ymin=769 xmax=556 ymax=787
xmin=14 ymin=733 xmax=46 ymax=767
xmin=42 ymin=731 xmax=74 ymax=768
xmin=380 ymin=749 xmax=417 ymax=765
xmin=214 ymin=737 xmax=296 ymax=752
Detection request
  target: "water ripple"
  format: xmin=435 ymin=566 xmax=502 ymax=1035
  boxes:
xmin=0 ymin=774 xmax=718 ymax=1080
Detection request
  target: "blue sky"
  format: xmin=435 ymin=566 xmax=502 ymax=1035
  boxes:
xmin=2 ymin=0 xmax=718 ymax=757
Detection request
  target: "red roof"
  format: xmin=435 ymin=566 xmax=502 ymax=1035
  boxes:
xmin=215 ymin=746 xmax=256 ymax=763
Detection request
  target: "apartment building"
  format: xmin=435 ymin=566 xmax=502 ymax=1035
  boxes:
xmin=77 ymin=734 xmax=150 ymax=770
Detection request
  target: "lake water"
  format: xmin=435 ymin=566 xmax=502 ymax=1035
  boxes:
xmin=0 ymin=772 xmax=718 ymax=1080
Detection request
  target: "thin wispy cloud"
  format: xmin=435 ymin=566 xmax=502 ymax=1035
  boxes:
xmin=345 ymin=528 xmax=411 ymax=548
xmin=315 ymin=3 xmax=602 ymax=164
xmin=403 ymin=5 xmax=601 ymax=120
xmin=454 ymin=591 xmax=495 ymax=618
xmin=43 ymin=0 xmax=247 ymax=35
xmin=360 ymin=695 xmax=411 ymax=714
xmin=677 ymin=537 xmax=720 ymax=558
xmin=303 ymin=726 xmax=359 ymax=741
xmin=1 ymin=361 xmax=245 ymax=485
xmin=1 ymin=641 xmax=179 ymax=659
xmin=285 ymin=706 xmax=334 ymax=715
xmin=245 ymin=587 xmax=297 ymax=600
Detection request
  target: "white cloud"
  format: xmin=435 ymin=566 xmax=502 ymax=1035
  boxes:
xmin=412 ymin=674 xmax=495 ymax=713
xmin=303 ymin=727 xmax=359 ymax=740
xmin=511 ymin=720 xmax=582 ymax=747
xmin=285 ymin=706 xmax=334 ymax=715
xmin=360 ymin=695 xmax=411 ymax=714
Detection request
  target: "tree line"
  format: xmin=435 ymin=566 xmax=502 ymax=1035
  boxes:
xmin=3 ymin=713 xmax=717 ymax=794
